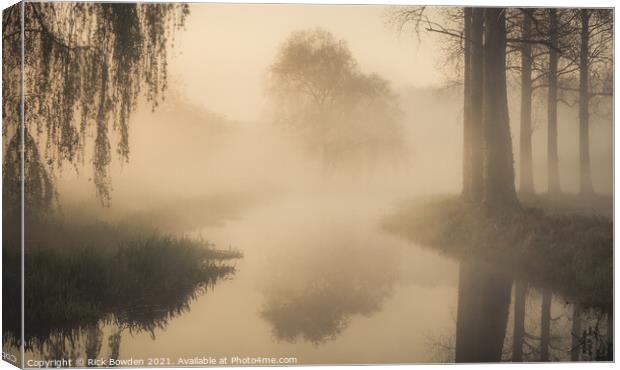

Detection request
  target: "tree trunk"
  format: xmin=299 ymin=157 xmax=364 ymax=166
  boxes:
xmin=462 ymin=7 xmax=473 ymax=200
xmin=512 ymin=280 xmax=527 ymax=361
xmin=519 ymin=12 xmax=534 ymax=196
xmin=579 ymin=9 xmax=594 ymax=195
xmin=540 ymin=288 xmax=552 ymax=361
xmin=547 ymin=9 xmax=561 ymax=194
xmin=482 ymin=8 xmax=519 ymax=210
xmin=470 ymin=8 xmax=484 ymax=203
xmin=455 ymin=259 xmax=513 ymax=362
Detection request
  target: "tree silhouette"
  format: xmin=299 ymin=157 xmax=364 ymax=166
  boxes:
xmin=561 ymin=9 xmax=612 ymax=195
xmin=269 ymin=29 xmax=407 ymax=172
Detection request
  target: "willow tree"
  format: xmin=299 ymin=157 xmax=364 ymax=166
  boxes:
xmin=2 ymin=2 xmax=189 ymax=210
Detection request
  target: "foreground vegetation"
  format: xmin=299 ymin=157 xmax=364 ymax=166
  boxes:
xmin=3 ymin=217 xmax=242 ymax=349
xmin=382 ymin=194 xmax=612 ymax=310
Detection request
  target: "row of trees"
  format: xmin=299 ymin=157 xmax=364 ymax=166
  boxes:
xmin=511 ymin=8 xmax=613 ymax=197
xmin=394 ymin=7 xmax=613 ymax=211
xmin=393 ymin=8 xmax=613 ymax=362
xmin=3 ymin=5 xmax=612 ymax=211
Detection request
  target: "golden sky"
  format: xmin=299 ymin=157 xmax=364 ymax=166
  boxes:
xmin=168 ymin=4 xmax=444 ymax=121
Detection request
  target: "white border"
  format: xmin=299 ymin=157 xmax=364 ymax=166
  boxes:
xmin=0 ymin=1 xmax=615 ymax=370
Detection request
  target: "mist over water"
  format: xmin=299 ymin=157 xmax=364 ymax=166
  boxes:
xmin=6 ymin=3 xmax=612 ymax=365
xmin=42 ymin=81 xmax=611 ymax=364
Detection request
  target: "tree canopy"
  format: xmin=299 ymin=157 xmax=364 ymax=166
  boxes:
xmin=269 ymin=29 xmax=407 ymax=171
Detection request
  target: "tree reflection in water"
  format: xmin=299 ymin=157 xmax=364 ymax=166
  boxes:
xmin=430 ymin=258 xmax=613 ymax=363
xmin=4 ymin=237 xmax=241 ymax=361
xmin=260 ymin=243 xmax=399 ymax=344
xmin=455 ymin=259 xmax=512 ymax=362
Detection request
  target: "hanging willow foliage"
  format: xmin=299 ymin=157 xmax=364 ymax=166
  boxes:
xmin=2 ymin=2 xmax=189 ymax=207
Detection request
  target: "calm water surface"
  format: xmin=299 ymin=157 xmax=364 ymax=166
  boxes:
xmin=20 ymin=191 xmax=604 ymax=364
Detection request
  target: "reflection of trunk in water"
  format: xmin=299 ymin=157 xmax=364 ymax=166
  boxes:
xmin=85 ymin=323 xmax=103 ymax=363
xmin=571 ymin=303 xmax=582 ymax=361
xmin=455 ymin=259 xmax=513 ymax=362
xmin=108 ymin=328 xmax=122 ymax=366
xmin=512 ymin=280 xmax=527 ymax=362
xmin=540 ymin=288 xmax=552 ymax=361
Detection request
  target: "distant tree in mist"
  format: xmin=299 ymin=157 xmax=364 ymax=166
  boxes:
xmin=463 ymin=9 xmax=484 ymax=202
xmin=551 ymin=9 xmax=613 ymax=195
xmin=505 ymin=8 xmax=612 ymax=196
xmin=268 ymin=29 xmax=407 ymax=172
xmin=511 ymin=10 xmax=536 ymax=197
xmin=2 ymin=2 xmax=189 ymax=209
xmin=521 ymin=8 xmax=579 ymax=195
xmin=543 ymin=9 xmax=563 ymax=194
xmin=511 ymin=8 xmax=612 ymax=195
xmin=574 ymin=10 xmax=613 ymax=195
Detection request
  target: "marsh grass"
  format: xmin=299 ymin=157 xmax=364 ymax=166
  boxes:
xmin=3 ymin=217 xmax=242 ymax=349
xmin=382 ymin=195 xmax=612 ymax=310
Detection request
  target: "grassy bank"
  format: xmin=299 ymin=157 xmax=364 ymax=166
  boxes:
xmin=382 ymin=195 xmax=612 ymax=310
xmin=3 ymin=217 xmax=242 ymax=348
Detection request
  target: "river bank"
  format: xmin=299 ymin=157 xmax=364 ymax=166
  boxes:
xmin=382 ymin=194 xmax=613 ymax=310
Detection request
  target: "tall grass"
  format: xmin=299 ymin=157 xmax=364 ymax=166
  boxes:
xmin=3 ymin=217 xmax=242 ymax=349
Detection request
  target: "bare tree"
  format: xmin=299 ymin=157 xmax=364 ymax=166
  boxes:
xmin=571 ymin=9 xmax=613 ymax=195
xmin=518 ymin=10 xmax=535 ymax=196
xmin=546 ymin=9 xmax=561 ymax=194
xmin=389 ymin=7 xmax=517 ymax=208
xmin=470 ymin=8 xmax=485 ymax=202
xmin=462 ymin=8 xmax=472 ymax=200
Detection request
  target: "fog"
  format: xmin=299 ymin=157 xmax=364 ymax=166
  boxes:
xmin=170 ymin=4 xmax=443 ymax=121
xmin=12 ymin=3 xmax=613 ymax=365
xmin=53 ymin=4 xmax=612 ymax=215
xmin=55 ymin=84 xmax=612 ymax=216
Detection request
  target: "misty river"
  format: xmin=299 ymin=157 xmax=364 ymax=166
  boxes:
xmin=15 ymin=190 xmax=603 ymax=365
